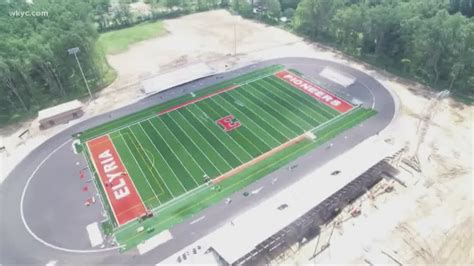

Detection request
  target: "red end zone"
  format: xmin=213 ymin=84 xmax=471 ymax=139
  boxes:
xmin=87 ymin=135 xmax=146 ymax=225
xmin=275 ymin=70 xmax=353 ymax=113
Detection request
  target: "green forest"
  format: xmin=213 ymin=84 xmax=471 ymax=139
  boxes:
xmin=292 ymin=0 xmax=474 ymax=100
xmin=0 ymin=0 xmax=116 ymax=125
xmin=234 ymin=0 xmax=474 ymax=100
xmin=1 ymin=0 xmax=473 ymax=126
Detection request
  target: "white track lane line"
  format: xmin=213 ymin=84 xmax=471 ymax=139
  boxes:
xmin=20 ymin=138 xmax=120 ymax=253
xmin=190 ymin=216 xmax=205 ymax=225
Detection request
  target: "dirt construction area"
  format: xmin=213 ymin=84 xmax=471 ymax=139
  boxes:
xmin=1 ymin=9 xmax=472 ymax=264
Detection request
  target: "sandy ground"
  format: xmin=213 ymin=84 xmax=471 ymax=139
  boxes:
xmin=276 ymin=92 xmax=473 ymax=265
xmin=1 ymin=9 xmax=472 ymax=264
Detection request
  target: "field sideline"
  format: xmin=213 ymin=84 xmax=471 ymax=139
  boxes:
xmin=77 ymin=65 xmax=376 ymax=250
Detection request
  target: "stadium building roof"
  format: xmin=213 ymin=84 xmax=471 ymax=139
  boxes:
xmin=206 ymin=137 xmax=402 ymax=264
xmin=37 ymin=99 xmax=83 ymax=122
xmin=141 ymin=63 xmax=217 ymax=95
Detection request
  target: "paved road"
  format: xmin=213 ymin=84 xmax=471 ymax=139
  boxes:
xmin=0 ymin=58 xmax=395 ymax=265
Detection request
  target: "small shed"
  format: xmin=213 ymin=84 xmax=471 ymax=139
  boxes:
xmin=38 ymin=100 xmax=84 ymax=130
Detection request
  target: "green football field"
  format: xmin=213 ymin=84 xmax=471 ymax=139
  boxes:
xmin=77 ymin=65 xmax=376 ymax=250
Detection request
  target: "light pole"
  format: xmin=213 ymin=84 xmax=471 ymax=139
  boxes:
xmin=234 ymin=22 xmax=237 ymax=56
xmin=233 ymin=15 xmax=241 ymax=56
xmin=68 ymin=47 xmax=93 ymax=101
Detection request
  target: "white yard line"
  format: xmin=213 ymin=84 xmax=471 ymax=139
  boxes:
xmin=138 ymin=123 xmax=187 ymax=195
xmin=168 ymin=112 xmax=224 ymax=175
xmin=275 ymin=73 xmax=348 ymax=116
xmin=173 ymin=110 xmax=233 ymax=170
xmin=234 ymin=71 xmax=277 ymax=88
xmin=191 ymin=104 xmax=251 ymax=162
xmin=231 ymin=89 xmax=296 ymax=139
xmin=310 ymin=105 xmax=362 ymax=133
xmin=207 ymin=97 xmax=272 ymax=152
xmin=186 ymin=105 xmax=245 ymax=164
xmin=118 ymin=131 xmax=162 ymax=205
xmin=114 ymin=182 xmax=210 ymax=236
xmin=238 ymin=85 xmax=305 ymax=134
xmin=246 ymin=84 xmax=313 ymax=129
xmin=86 ymin=113 xmax=158 ymax=144
xmin=260 ymin=78 xmax=326 ymax=125
xmin=86 ymin=72 xmax=277 ymax=143
xmin=234 ymin=128 xmax=265 ymax=154
xmin=268 ymin=77 xmax=337 ymax=119
xmin=151 ymin=182 xmax=209 ymax=213
xmin=148 ymin=119 xmax=199 ymax=188
xmin=212 ymin=95 xmax=281 ymax=147
xmin=195 ymin=102 xmax=255 ymax=159
xmin=157 ymin=116 xmax=205 ymax=185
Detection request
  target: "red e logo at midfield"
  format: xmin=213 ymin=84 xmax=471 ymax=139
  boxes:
xmin=216 ymin=114 xmax=241 ymax=132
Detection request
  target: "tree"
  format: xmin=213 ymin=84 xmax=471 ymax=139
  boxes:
xmin=448 ymin=0 xmax=474 ymax=17
xmin=261 ymin=0 xmax=282 ymax=18
xmin=0 ymin=0 xmax=112 ymax=124
xmin=283 ymin=7 xmax=295 ymax=18
xmin=221 ymin=0 xmax=230 ymax=8
xmin=0 ymin=59 xmax=28 ymax=112
xmin=232 ymin=0 xmax=253 ymax=18
xmin=164 ymin=0 xmax=183 ymax=9
xmin=290 ymin=0 xmax=474 ymax=100
xmin=293 ymin=0 xmax=342 ymax=38
xmin=281 ymin=0 xmax=301 ymax=10
xmin=331 ymin=4 xmax=366 ymax=54
xmin=111 ymin=1 xmax=133 ymax=27
xmin=91 ymin=0 xmax=111 ymax=31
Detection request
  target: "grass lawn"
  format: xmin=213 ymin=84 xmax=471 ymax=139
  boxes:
xmin=97 ymin=21 xmax=167 ymax=54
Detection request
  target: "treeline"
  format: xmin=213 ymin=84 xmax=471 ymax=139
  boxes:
xmin=0 ymin=0 xmax=114 ymax=125
xmin=92 ymin=0 xmax=227 ymax=32
xmin=1 ymin=0 xmax=472 ymax=126
xmin=233 ymin=0 xmax=474 ymax=101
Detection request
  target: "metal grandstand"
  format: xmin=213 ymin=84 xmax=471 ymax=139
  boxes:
xmin=199 ymin=137 xmax=402 ymax=266
xmin=231 ymin=160 xmax=399 ymax=265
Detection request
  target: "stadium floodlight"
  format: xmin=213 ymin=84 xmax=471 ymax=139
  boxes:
xmin=68 ymin=47 xmax=93 ymax=101
xmin=233 ymin=15 xmax=242 ymax=56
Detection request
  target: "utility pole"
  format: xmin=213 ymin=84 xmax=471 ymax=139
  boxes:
xmin=234 ymin=20 xmax=237 ymax=56
xmin=233 ymin=15 xmax=241 ymax=56
xmin=68 ymin=47 xmax=93 ymax=101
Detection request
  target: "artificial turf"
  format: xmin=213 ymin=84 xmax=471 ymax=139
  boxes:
xmin=77 ymin=65 xmax=376 ymax=250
